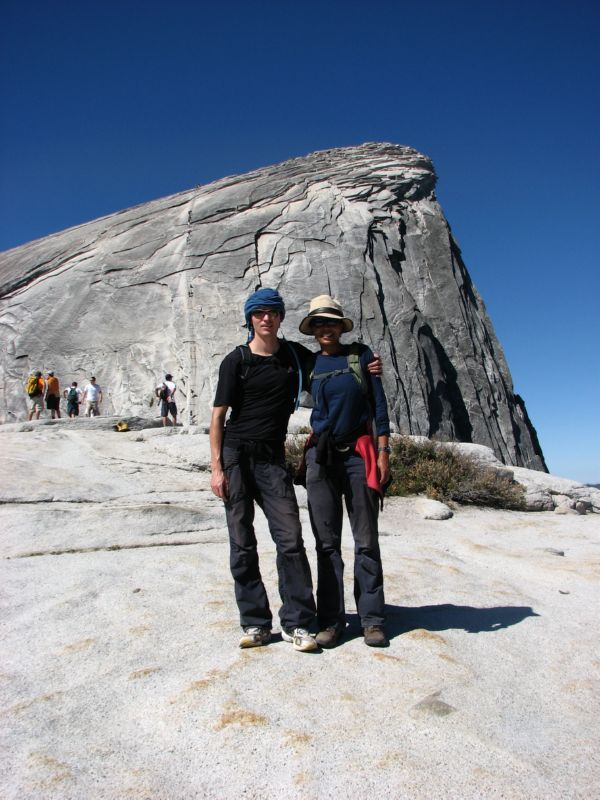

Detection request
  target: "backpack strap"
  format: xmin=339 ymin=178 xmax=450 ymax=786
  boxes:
xmin=309 ymin=343 xmax=368 ymax=396
xmin=283 ymin=339 xmax=302 ymax=412
xmin=237 ymin=344 xmax=254 ymax=381
xmin=347 ymin=342 xmax=376 ymax=415
xmin=346 ymin=343 xmax=369 ymax=397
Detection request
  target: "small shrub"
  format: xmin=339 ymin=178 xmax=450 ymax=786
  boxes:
xmin=285 ymin=434 xmax=309 ymax=478
xmin=388 ymin=437 xmax=525 ymax=510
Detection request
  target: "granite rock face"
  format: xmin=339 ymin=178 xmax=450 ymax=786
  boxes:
xmin=0 ymin=143 xmax=545 ymax=469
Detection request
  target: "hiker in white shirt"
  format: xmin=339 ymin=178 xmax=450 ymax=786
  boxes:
xmin=155 ymin=373 xmax=177 ymax=427
xmin=82 ymin=377 xmax=102 ymax=417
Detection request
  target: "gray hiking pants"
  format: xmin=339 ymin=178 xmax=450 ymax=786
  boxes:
xmin=306 ymin=446 xmax=385 ymax=628
xmin=223 ymin=445 xmax=316 ymax=631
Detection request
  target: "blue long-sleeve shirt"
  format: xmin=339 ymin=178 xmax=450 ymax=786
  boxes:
xmin=308 ymin=344 xmax=390 ymax=440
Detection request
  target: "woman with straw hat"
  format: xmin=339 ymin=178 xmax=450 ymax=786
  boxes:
xmin=299 ymin=294 xmax=391 ymax=648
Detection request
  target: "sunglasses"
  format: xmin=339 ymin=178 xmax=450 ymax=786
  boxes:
xmin=310 ymin=317 xmax=342 ymax=328
xmin=251 ymin=309 xmax=280 ymax=319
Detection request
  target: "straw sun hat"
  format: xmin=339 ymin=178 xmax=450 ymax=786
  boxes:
xmin=299 ymin=294 xmax=354 ymax=335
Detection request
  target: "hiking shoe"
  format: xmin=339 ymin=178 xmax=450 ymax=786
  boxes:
xmin=363 ymin=625 xmax=389 ymax=647
xmin=239 ymin=626 xmax=271 ymax=648
xmin=315 ymin=624 xmax=344 ymax=649
xmin=281 ymin=627 xmax=318 ymax=652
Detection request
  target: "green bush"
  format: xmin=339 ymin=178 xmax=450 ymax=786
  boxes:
xmin=387 ymin=437 xmax=525 ymax=510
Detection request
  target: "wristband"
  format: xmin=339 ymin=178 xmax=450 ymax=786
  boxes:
xmin=377 ymin=446 xmax=392 ymax=454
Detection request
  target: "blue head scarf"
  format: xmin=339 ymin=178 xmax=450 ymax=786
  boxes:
xmin=243 ymin=288 xmax=285 ymax=341
xmin=241 ymin=287 xmax=302 ymax=408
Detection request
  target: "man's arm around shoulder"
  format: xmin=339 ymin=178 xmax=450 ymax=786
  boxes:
xmin=352 ymin=342 xmax=382 ymax=376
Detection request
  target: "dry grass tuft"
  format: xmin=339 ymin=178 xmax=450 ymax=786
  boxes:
xmin=285 ymin=434 xmax=309 ymax=478
xmin=388 ymin=437 xmax=525 ymax=510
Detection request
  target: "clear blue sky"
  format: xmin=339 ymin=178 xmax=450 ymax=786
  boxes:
xmin=1 ymin=0 xmax=598 ymax=483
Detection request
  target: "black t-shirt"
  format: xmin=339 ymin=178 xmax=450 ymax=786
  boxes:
xmin=214 ymin=341 xmax=313 ymax=444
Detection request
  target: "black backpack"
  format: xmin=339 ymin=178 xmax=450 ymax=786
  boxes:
xmin=67 ymin=387 xmax=78 ymax=403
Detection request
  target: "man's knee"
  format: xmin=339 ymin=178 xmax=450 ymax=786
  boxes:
xmin=230 ymin=540 xmax=258 ymax=563
xmin=270 ymin=517 xmax=304 ymax=555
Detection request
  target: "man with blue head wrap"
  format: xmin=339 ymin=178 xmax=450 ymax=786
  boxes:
xmin=210 ymin=286 xmax=318 ymax=652
xmin=243 ymin=287 xmax=286 ymax=342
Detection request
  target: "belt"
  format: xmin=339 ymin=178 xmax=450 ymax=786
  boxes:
xmin=224 ymin=438 xmax=284 ymax=463
xmin=313 ymin=423 xmax=368 ymax=467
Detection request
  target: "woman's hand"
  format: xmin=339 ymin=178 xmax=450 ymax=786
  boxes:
xmin=377 ymin=451 xmax=390 ymax=486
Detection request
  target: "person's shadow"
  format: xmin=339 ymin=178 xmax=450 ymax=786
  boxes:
xmin=345 ymin=603 xmax=539 ymax=642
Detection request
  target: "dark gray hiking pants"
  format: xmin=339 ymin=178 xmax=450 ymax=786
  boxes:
xmin=223 ymin=445 xmax=316 ymax=631
xmin=306 ymin=446 xmax=385 ymax=628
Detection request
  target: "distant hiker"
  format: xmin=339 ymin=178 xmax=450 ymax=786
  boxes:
xmin=63 ymin=382 xmax=82 ymax=418
xmin=82 ymin=377 xmax=102 ymax=417
xmin=299 ymin=295 xmax=391 ymax=648
xmin=26 ymin=371 xmax=45 ymax=420
xmin=155 ymin=374 xmax=177 ymax=427
xmin=45 ymin=371 xmax=61 ymax=419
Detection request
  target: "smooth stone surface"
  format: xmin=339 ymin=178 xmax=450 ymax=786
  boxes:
xmin=2 ymin=425 xmax=599 ymax=798
xmin=552 ymin=493 xmax=576 ymax=509
xmin=554 ymin=505 xmax=577 ymax=515
xmin=410 ymin=691 xmax=457 ymax=718
xmin=511 ymin=466 xmax=600 ymax=513
xmin=446 ymin=441 xmax=504 ymax=467
xmin=414 ymin=497 xmax=454 ymax=520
